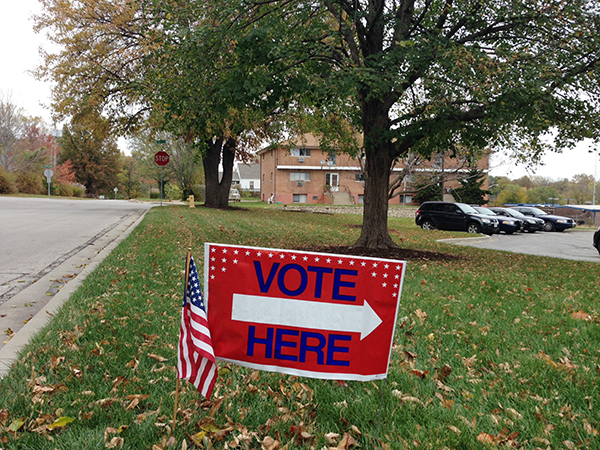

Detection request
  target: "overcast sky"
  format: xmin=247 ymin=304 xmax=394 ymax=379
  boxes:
xmin=2 ymin=0 xmax=599 ymax=181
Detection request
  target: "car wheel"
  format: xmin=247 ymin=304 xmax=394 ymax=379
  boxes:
xmin=505 ymin=231 xmax=514 ymax=235
xmin=421 ymin=220 xmax=434 ymax=230
xmin=467 ymin=223 xmax=481 ymax=234
xmin=543 ymin=221 xmax=555 ymax=232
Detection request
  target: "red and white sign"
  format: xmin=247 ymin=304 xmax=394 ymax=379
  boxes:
xmin=204 ymin=243 xmax=406 ymax=381
xmin=154 ymin=150 xmax=170 ymax=166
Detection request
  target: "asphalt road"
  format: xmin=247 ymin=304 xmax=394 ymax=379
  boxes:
xmin=0 ymin=197 xmax=153 ymax=303
xmin=442 ymin=229 xmax=599 ymax=262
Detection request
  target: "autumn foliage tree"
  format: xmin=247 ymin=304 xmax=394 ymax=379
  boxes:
xmin=59 ymin=113 xmax=122 ymax=195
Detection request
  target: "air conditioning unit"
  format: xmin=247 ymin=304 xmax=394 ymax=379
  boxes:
xmin=298 ymin=157 xmax=305 ymax=162
xmin=297 ymin=182 xmax=304 ymax=187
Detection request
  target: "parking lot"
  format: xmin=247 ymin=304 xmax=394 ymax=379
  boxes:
xmin=442 ymin=229 xmax=599 ymax=262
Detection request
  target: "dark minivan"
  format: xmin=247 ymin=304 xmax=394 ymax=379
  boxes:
xmin=415 ymin=201 xmax=500 ymax=235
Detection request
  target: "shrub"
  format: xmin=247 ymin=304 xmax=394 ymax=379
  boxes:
xmin=72 ymin=185 xmax=84 ymax=197
xmin=0 ymin=169 xmax=16 ymax=194
xmin=54 ymin=182 xmax=74 ymax=197
xmin=16 ymin=172 xmax=44 ymax=195
xmin=165 ymin=184 xmax=182 ymax=201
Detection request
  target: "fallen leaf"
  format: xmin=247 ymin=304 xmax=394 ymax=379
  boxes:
xmin=477 ymin=432 xmax=495 ymax=444
xmin=447 ymin=425 xmax=461 ymax=434
xmin=337 ymin=432 xmax=356 ymax=449
xmin=571 ymin=310 xmax=590 ymax=320
xmin=8 ymin=417 xmax=26 ymax=433
xmin=262 ymin=436 xmax=281 ymax=450
xmin=325 ymin=433 xmax=340 ymax=444
xmin=438 ymin=364 xmax=452 ymax=380
xmin=48 ymin=416 xmax=74 ymax=430
xmin=147 ymin=353 xmax=167 ymax=362
xmin=106 ymin=436 xmax=124 ymax=448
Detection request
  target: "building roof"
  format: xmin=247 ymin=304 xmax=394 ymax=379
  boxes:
xmin=237 ymin=163 xmax=260 ymax=180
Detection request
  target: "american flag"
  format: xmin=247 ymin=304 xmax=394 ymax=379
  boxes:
xmin=177 ymin=256 xmax=218 ymax=399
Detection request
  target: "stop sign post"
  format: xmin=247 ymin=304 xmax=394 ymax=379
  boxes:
xmin=154 ymin=150 xmax=169 ymax=205
xmin=154 ymin=151 xmax=169 ymax=166
xmin=44 ymin=168 xmax=53 ymax=198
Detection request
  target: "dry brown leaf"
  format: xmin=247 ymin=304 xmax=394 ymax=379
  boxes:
xmin=261 ymin=436 xmax=281 ymax=450
xmin=447 ymin=425 xmax=461 ymax=434
xmin=571 ymin=310 xmax=590 ymax=320
xmin=126 ymin=398 xmax=139 ymax=410
xmin=438 ymin=364 xmax=452 ymax=380
xmin=106 ymin=436 xmax=124 ymax=448
xmin=337 ymin=432 xmax=356 ymax=449
xmin=325 ymin=432 xmax=340 ymax=444
xmin=409 ymin=369 xmax=429 ymax=379
xmin=125 ymin=394 xmax=150 ymax=401
xmin=477 ymin=432 xmax=495 ymax=444
xmin=506 ymin=408 xmax=522 ymax=421
xmin=443 ymin=399 xmax=454 ymax=409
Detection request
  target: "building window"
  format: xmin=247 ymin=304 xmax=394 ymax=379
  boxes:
xmin=290 ymin=148 xmax=311 ymax=157
xmin=355 ymin=173 xmax=365 ymax=181
xmin=327 ymin=154 xmax=336 ymax=165
xmin=358 ymin=195 xmax=364 ymax=204
xmin=290 ymin=172 xmax=311 ymax=181
xmin=293 ymin=194 xmax=307 ymax=203
xmin=400 ymin=194 xmax=412 ymax=203
xmin=271 ymin=172 xmax=273 ymax=182
xmin=249 ymin=181 xmax=254 ymax=190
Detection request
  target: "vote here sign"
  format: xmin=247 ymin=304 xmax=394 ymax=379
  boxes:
xmin=204 ymin=243 xmax=406 ymax=381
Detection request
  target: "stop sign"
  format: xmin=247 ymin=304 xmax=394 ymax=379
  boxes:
xmin=154 ymin=150 xmax=170 ymax=166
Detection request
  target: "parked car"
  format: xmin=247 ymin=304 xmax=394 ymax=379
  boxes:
xmin=415 ymin=201 xmax=500 ymax=235
xmin=594 ymin=226 xmax=600 ymax=255
xmin=229 ymin=188 xmax=241 ymax=202
xmin=472 ymin=206 xmax=521 ymax=234
xmin=488 ymin=207 xmax=545 ymax=233
xmin=510 ymin=206 xmax=576 ymax=232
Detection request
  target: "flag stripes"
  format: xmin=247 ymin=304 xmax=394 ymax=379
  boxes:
xmin=177 ymin=256 xmax=217 ymax=399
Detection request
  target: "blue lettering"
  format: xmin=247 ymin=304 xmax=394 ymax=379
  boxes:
xmin=254 ymin=261 xmax=280 ymax=293
xmin=299 ymin=331 xmax=326 ymax=364
xmin=275 ymin=329 xmax=299 ymax=361
xmin=327 ymin=334 xmax=351 ymax=366
xmin=332 ymin=269 xmax=357 ymax=301
xmin=247 ymin=326 xmax=274 ymax=358
xmin=307 ymin=266 xmax=333 ymax=298
xmin=277 ymin=264 xmax=308 ymax=296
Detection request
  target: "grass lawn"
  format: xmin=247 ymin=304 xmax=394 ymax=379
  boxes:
xmin=1 ymin=205 xmax=599 ymax=449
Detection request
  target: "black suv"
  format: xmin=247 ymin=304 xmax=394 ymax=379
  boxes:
xmin=415 ymin=202 xmax=500 ymax=235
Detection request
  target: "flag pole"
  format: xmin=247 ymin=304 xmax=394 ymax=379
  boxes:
xmin=172 ymin=248 xmax=192 ymax=434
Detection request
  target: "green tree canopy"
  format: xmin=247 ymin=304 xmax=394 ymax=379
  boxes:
xmin=215 ymin=0 xmax=600 ymax=247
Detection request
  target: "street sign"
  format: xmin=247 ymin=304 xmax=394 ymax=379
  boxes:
xmin=154 ymin=150 xmax=170 ymax=166
xmin=204 ymin=243 xmax=406 ymax=381
xmin=44 ymin=169 xmax=54 ymax=179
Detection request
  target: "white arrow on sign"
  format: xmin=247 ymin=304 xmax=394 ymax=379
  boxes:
xmin=231 ymin=294 xmax=382 ymax=340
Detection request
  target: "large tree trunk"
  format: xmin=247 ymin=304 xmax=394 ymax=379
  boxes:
xmin=203 ymin=136 xmax=237 ymax=208
xmin=353 ymin=98 xmax=398 ymax=249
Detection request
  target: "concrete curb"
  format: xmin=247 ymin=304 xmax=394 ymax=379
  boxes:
xmin=437 ymin=235 xmax=493 ymax=244
xmin=0 ymin=210 xmax=149 ymax=378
